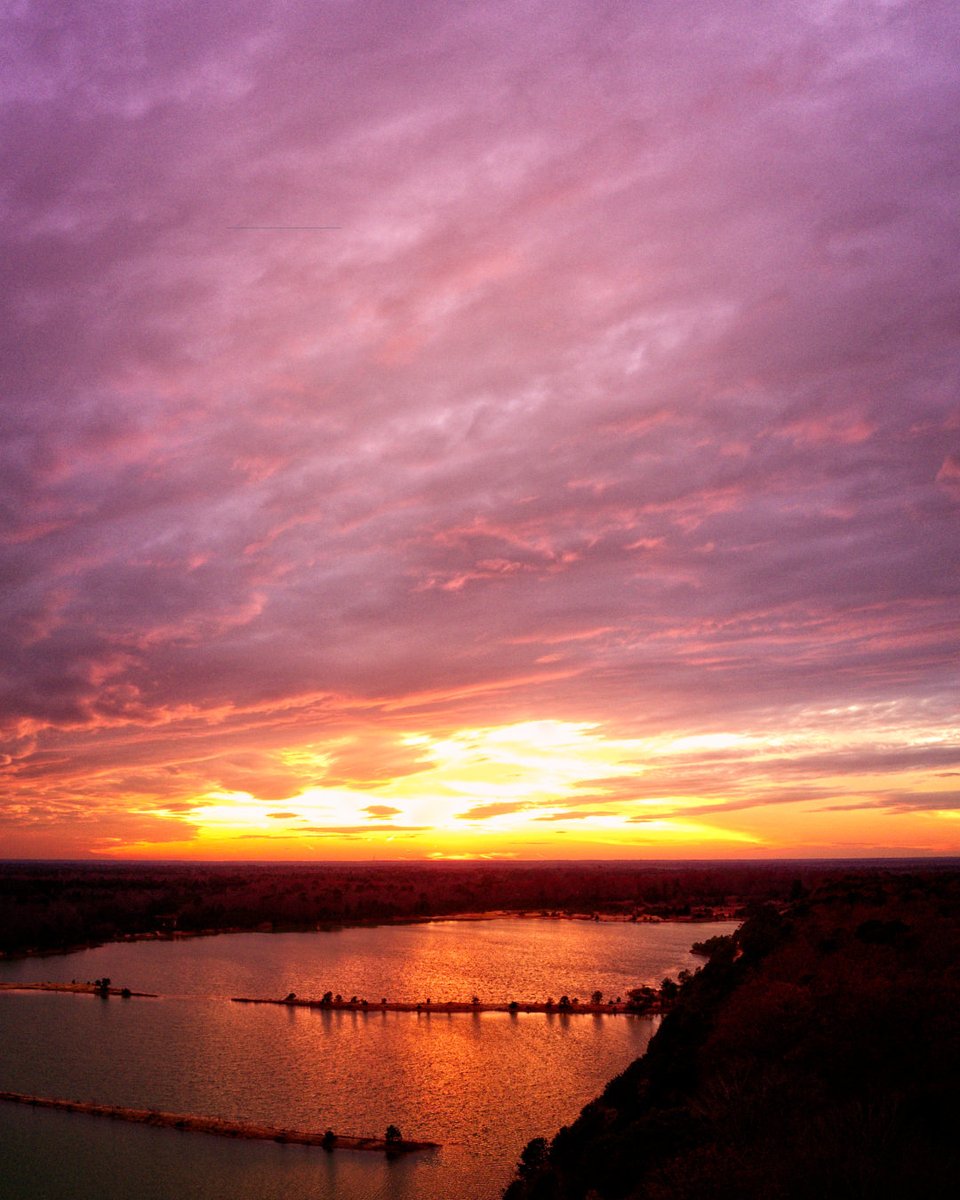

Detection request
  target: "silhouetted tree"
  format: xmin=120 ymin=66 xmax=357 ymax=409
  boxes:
xmin=518 ymin=1136 xmax=548 ymax=1178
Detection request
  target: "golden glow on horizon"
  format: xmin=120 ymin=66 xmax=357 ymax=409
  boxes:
xmin=89 ymin=713 xmax=960 ymax=860
xmin=122 ymin=720 xmax=765 ymax=856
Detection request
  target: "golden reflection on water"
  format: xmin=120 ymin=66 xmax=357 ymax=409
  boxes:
xmin=0 ymin=919 xmax=735 ymax=1199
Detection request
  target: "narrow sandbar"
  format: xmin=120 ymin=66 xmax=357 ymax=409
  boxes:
xmin=0 ymin=982 xmax=156 ymax=997
xmin=0 ymin=1091 xmax=438 ymax=1154
xmin=232 ymin=995 xmax=658 ymax=1015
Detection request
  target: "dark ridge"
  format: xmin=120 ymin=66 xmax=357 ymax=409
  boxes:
xmin=502 ymin=869 xmax=960 ymax=1200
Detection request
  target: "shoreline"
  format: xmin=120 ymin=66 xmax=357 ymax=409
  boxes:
xmin=0 ymin=909 xmax=740 ymax=963
xmin=0 ymin=1091 xmax=438 ymax=1154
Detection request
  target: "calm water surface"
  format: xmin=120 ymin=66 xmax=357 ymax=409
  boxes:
xmin=0 ymin=919 xmax=737 ymax=1199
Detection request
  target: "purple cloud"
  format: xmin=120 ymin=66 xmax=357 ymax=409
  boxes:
xmin=2 ymin=1 xmax=958 ymax=855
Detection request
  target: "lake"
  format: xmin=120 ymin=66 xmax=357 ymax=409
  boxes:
xmin=0 ymin=918 xmax=737 ymax=1199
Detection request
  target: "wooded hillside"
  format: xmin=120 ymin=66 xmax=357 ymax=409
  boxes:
xmin=504 ymin=870 xmax=960 ymax=1199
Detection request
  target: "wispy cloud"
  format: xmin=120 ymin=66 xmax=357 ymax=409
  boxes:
xmin=1 ymin=0 xmax=958 ymax=856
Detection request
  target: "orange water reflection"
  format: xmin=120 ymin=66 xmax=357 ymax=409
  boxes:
xmin=0 ymin=920 xmax=736 ymax=1198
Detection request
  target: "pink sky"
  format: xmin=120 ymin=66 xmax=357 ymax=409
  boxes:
xmin=2 ymin=1 xmax=958 ymax=859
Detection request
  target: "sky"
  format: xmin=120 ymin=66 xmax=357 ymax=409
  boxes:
xmin=2 ymin=0 xmax=959 ymax=861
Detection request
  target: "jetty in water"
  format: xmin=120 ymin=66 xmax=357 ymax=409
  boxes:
xmin=0 ymin=981 xmax=663 ymax=1014
xmin=0 ymin=982 xmax=157 ymax=998
xmin=0 ymin=1092 xmax=438 ymax=1155
xmin=231 ymin=995 xmax=657 ymax=1016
